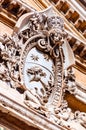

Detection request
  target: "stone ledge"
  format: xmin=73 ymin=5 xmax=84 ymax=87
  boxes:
xmin=0 ymin=88 xmax=65 ymax=130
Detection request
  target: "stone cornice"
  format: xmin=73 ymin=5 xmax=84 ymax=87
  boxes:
xmin=0 ymin=0 xmax=35 ymax=26
xmin=0 ymin=87 xmax=65 ymax=130
xmin=0 ymin=81 xmax=86 ymax=129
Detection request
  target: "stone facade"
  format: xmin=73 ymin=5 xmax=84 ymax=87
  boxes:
xmin=0 ymin=0 xmax=86 ymax=130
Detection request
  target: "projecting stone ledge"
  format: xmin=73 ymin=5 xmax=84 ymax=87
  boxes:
xmin=0 ymin=83 xmax=65 ymax=130
xmin=0 ymin=82 xmax=86 ymax=130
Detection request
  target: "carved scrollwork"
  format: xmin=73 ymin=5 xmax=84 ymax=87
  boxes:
xmin=37 ymin=38 xmax=52 ymax=53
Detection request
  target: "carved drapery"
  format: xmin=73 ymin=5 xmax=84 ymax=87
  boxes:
xmin=0 ymin=7 xmax=86 ymax=130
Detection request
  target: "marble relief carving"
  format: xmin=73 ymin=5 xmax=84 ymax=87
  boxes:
xmin=0 ymin=7 xmax=86 ymax=130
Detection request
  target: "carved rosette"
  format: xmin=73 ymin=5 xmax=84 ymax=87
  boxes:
xmin=0 ymin=7 xmax=86 ymax=130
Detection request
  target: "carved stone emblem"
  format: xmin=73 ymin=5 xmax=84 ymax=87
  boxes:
xmin=0 ymin=7 xmax=86 ymax=130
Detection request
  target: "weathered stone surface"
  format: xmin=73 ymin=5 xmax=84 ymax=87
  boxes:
xmin=0 ymin=4 xmax=86 ymax=130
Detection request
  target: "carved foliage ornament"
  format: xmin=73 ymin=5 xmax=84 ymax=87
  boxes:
xmin=0 ymin=7 xmax=86 ymax=130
